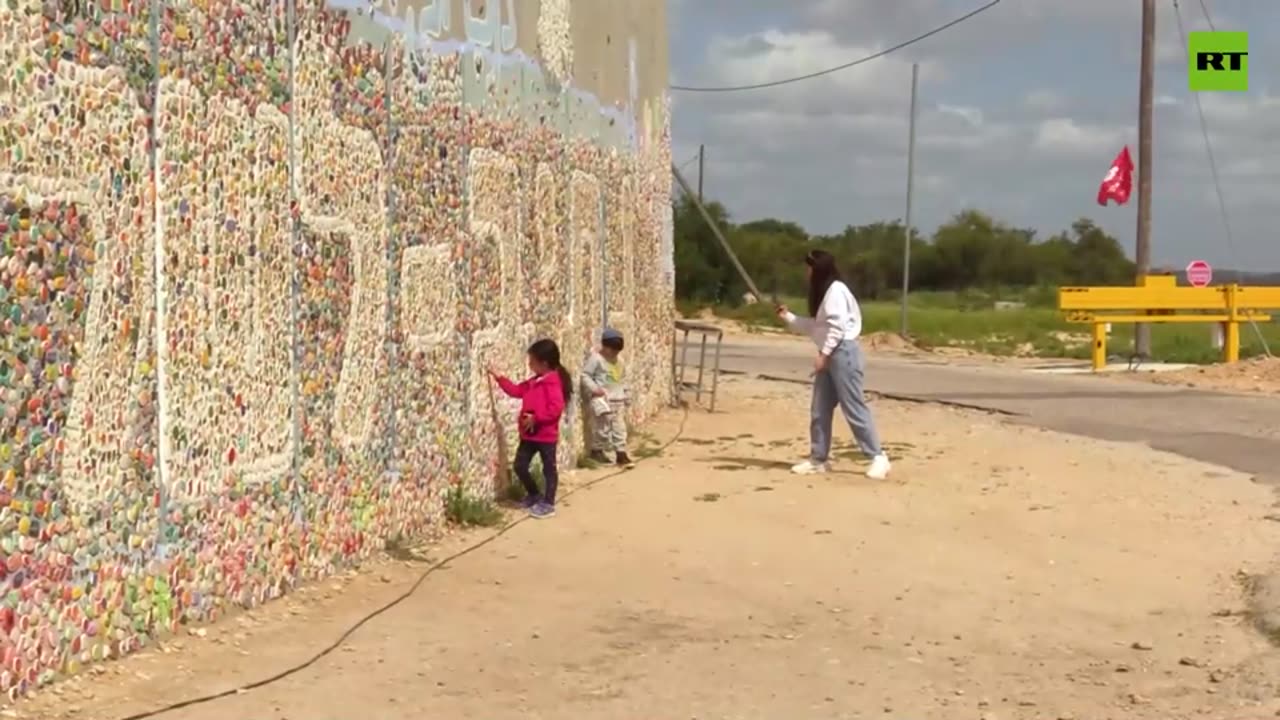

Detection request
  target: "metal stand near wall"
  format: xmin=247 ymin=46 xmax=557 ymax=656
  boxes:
xmin=671 ymin=320 xmax=723 ymax=411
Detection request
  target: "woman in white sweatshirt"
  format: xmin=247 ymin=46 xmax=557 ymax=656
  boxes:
xmin=775 ymin=250 xmax=891 ymax=479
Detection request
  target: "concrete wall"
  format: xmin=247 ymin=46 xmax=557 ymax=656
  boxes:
xmin=0 ymin=0 xmax=671 ymax=697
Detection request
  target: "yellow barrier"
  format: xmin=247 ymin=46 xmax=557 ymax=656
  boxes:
xmin=1057 ymin=275 xmax=1280 ymax=370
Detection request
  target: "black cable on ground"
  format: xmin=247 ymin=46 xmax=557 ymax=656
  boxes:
xmin=117 ymin=403 xmax=691 ymax=720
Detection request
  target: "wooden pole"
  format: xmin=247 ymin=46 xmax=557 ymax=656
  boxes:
xmin=697 ymin=144 xmax=705 ymax=201
xmin=1135 ymin=0 xmax=1156 ymax=357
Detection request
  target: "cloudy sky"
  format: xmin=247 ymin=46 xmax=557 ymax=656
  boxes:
xmin=667 ymin=0 xmax=1280 ymax=270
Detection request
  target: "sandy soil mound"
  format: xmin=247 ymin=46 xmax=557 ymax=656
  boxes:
xmin=1144 ymin=356 xmax=1280 ymax=395
xmin=862 ymin=331 xmax=922 ymax=353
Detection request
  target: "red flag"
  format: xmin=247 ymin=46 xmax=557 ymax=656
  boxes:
xmin=1096 ymin=146 xmax=1134 ymax=206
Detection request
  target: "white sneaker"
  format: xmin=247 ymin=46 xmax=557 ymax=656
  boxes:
xmin=866 ymin=454 xmax=892 ymax=480
xmin=791 ymin=460 xmax=830 ymax=475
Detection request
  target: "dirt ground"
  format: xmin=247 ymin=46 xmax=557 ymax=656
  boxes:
xmin=15 ymin=375 xmax=1280 ymax=720
xmin=1134 ymin=356 xmax=1280 ymax=396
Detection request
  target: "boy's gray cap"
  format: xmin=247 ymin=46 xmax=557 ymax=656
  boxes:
xmin=602 ymin=327 xmax=623 ymax=341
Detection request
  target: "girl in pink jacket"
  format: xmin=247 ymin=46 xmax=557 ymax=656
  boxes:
xmin=488 ymin=339 xmax=573 ymax=518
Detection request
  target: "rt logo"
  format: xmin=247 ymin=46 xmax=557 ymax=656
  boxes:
xmin=1188 ymin=31 xmax=1248 ymax=92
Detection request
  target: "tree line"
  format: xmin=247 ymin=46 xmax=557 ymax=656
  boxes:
xmin=673 ymin=196 xmax=1140 ymax=305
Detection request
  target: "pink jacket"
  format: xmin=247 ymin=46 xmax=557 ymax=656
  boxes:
xmin=495 ymin=371 xmax=565 ymax=443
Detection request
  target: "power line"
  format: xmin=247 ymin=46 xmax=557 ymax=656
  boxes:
xmin=1172 ymin=1 xmax=1231 ymax=258
xmin=669 ymin=0 xmax=1002 ymax=93
xmin=1171 ymin=0 xmax=1271 ymax=357
xmin=668 ymin=153 xmax=701 ymax=201
xmin=1172 ymin=0 xmax=1235 ymax=274
xmin=1197 ymin=0 xmax=1217 ymax=30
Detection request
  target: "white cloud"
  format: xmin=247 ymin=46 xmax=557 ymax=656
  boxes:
xmin=1033 ymin=118 xmax=1130 ymax=156
xmin=1197 ymin=92 xmax=1280 ymax=124
xmin=936 ymin=103 xmax=983 ymax=126
xmin=805 ymin=0 xmax=1140 ymax=54
xmin=686 ymin=29 xmax=941 ymax=108
xmin=1023 ymin=89 xmax=1064 ymax=112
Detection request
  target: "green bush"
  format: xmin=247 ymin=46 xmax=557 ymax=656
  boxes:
xmin=444 ymin=485 xmax=504 ymax=527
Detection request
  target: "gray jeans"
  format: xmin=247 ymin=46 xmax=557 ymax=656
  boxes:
xmin=810 ymin=340 xmax=883 ymax=462
xmin=589 ymin=399 xmax=629 ymax=452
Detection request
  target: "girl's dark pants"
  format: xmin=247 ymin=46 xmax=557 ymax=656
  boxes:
xmin=514 ymin=440 xmax=558 ymax=504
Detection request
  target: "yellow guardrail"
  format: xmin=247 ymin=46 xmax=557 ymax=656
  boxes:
xmin=1057 ymin=275 xmax=1280 ymax=370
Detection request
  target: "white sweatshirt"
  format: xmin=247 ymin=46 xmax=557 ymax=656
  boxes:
xmin=782 ymin=280 xmax=864 ymax=356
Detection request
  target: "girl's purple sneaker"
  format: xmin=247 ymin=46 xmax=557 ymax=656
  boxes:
xmin=529 ymin=502 xmax=556 ymax=519
xmin=520 ymin=495 xmax=540 ymax=510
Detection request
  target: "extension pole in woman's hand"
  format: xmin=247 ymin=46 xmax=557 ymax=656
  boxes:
xmin=671 ymin=163 xmax=772 ymax=304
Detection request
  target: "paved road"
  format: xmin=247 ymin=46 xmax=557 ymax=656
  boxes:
xmin=682 ymin=337 xmax=1280 ymax=479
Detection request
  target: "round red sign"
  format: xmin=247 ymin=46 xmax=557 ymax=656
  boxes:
xmin=1186 ymin=259 xmax=1213 ymax=287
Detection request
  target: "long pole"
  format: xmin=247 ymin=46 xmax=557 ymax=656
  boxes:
xmin=286 ymin=0 xmax=301 ymax=504
xmin=900 ymin=63 xmax=919 ymax=337
xmin=148 ymin=0 xmax=170 ymax=552
xmin=383 ymin=37 xmax=400 ymax=481
xmin=697 ymin=144 xmax=705 ymax=201
xmin=672 ymin=164 xmax=765 ymax=301
xmin=1135 ymin=0 xmax=1156 ymax=357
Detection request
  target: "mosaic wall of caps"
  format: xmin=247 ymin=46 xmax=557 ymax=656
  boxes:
xmin=0 ymin=0 xmax=673 ymax=696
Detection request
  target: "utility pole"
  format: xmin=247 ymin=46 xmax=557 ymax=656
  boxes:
xmin=900 ymin=63 xmax=919 ymax=337
xmin=1135 ymin=0 xmax=1156 ymax=357
xmin=697 ymin=144 xmax=705 ymax=201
